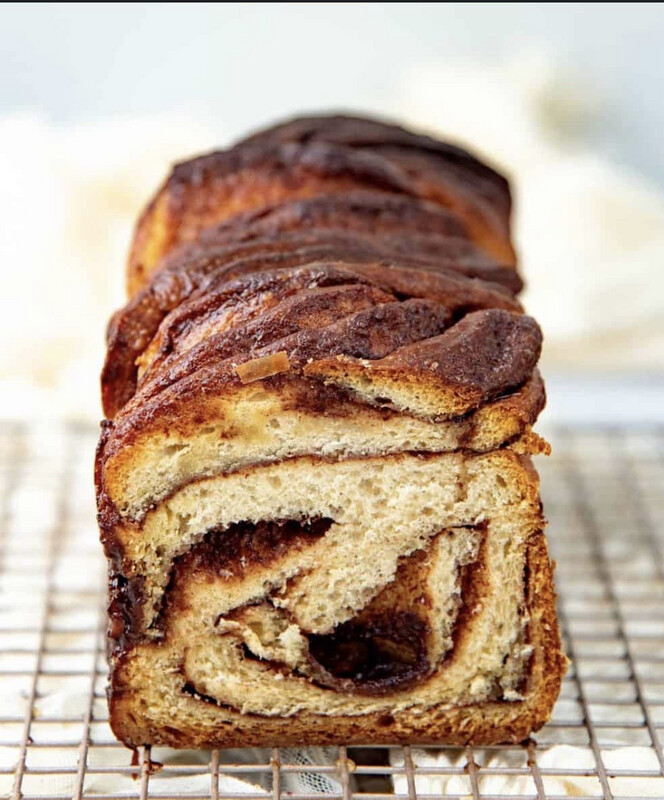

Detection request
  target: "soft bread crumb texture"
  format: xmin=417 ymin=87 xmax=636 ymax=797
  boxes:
xmin=105 ymin=449 xmax=566 ymax=745
xmin=101 ymin=374 xmax=544 ymax=523
xmin=110 ymin=534 xmax=564 ymax=747
xmin=116 ymin=449 xmax=540 ymax=630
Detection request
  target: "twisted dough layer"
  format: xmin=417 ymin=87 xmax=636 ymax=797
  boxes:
xmin=127 ymin=115 xmax=515 ymax=296
xmin=97 ymin=114 xmax=564 ymax=748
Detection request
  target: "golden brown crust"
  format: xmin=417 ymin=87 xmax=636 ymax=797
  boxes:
xmin=241 ymin=114 xmax=515 ymax=260
xmin=108 ymin=275 xmax=529 ymax=415
xmin=303 ymin=308 xmax=541 ymax=418
xmin=104 ymin=250 xmax=521 ymax=419
xmin=127 ymin=115 xmax=516 ymax=296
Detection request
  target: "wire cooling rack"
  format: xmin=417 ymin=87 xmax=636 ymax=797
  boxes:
xmin=1 ymin=421 xmax=663 ymax=800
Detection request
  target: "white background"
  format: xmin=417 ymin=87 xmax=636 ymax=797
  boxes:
xmin=2 ymin=3 xmax=663 ymax=185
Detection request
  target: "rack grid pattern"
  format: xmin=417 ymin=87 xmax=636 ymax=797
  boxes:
xmin=1 ymin=421 xmax=663 ymax=799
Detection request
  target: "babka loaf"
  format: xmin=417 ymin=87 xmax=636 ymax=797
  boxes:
xmin=96 ymin=114 xmax=566 ymax=748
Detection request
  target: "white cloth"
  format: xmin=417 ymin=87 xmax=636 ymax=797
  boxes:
xmin=0 ymin=114 xmax=215 ymax=421
xmin=391 ymin=744 xmax=664 ymax=797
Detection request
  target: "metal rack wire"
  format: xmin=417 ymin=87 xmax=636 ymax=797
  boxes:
xmin=1 ymin=421 xmax=663 ymax=799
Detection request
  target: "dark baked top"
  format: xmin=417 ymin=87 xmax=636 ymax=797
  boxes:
xmin=126 ymin=113 xmax=517 ymax=296
xmin=101 ymin=113 xmax=541 ymax=474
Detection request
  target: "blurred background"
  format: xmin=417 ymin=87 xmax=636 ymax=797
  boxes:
xmin=1 ymin=2 xmax=663 ymax=424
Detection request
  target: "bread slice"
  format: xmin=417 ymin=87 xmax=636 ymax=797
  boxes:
xmin=103 ymin=449 xmax=564 ymax=747
xmin=97 ymin=113 xmax=565 ymax=749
